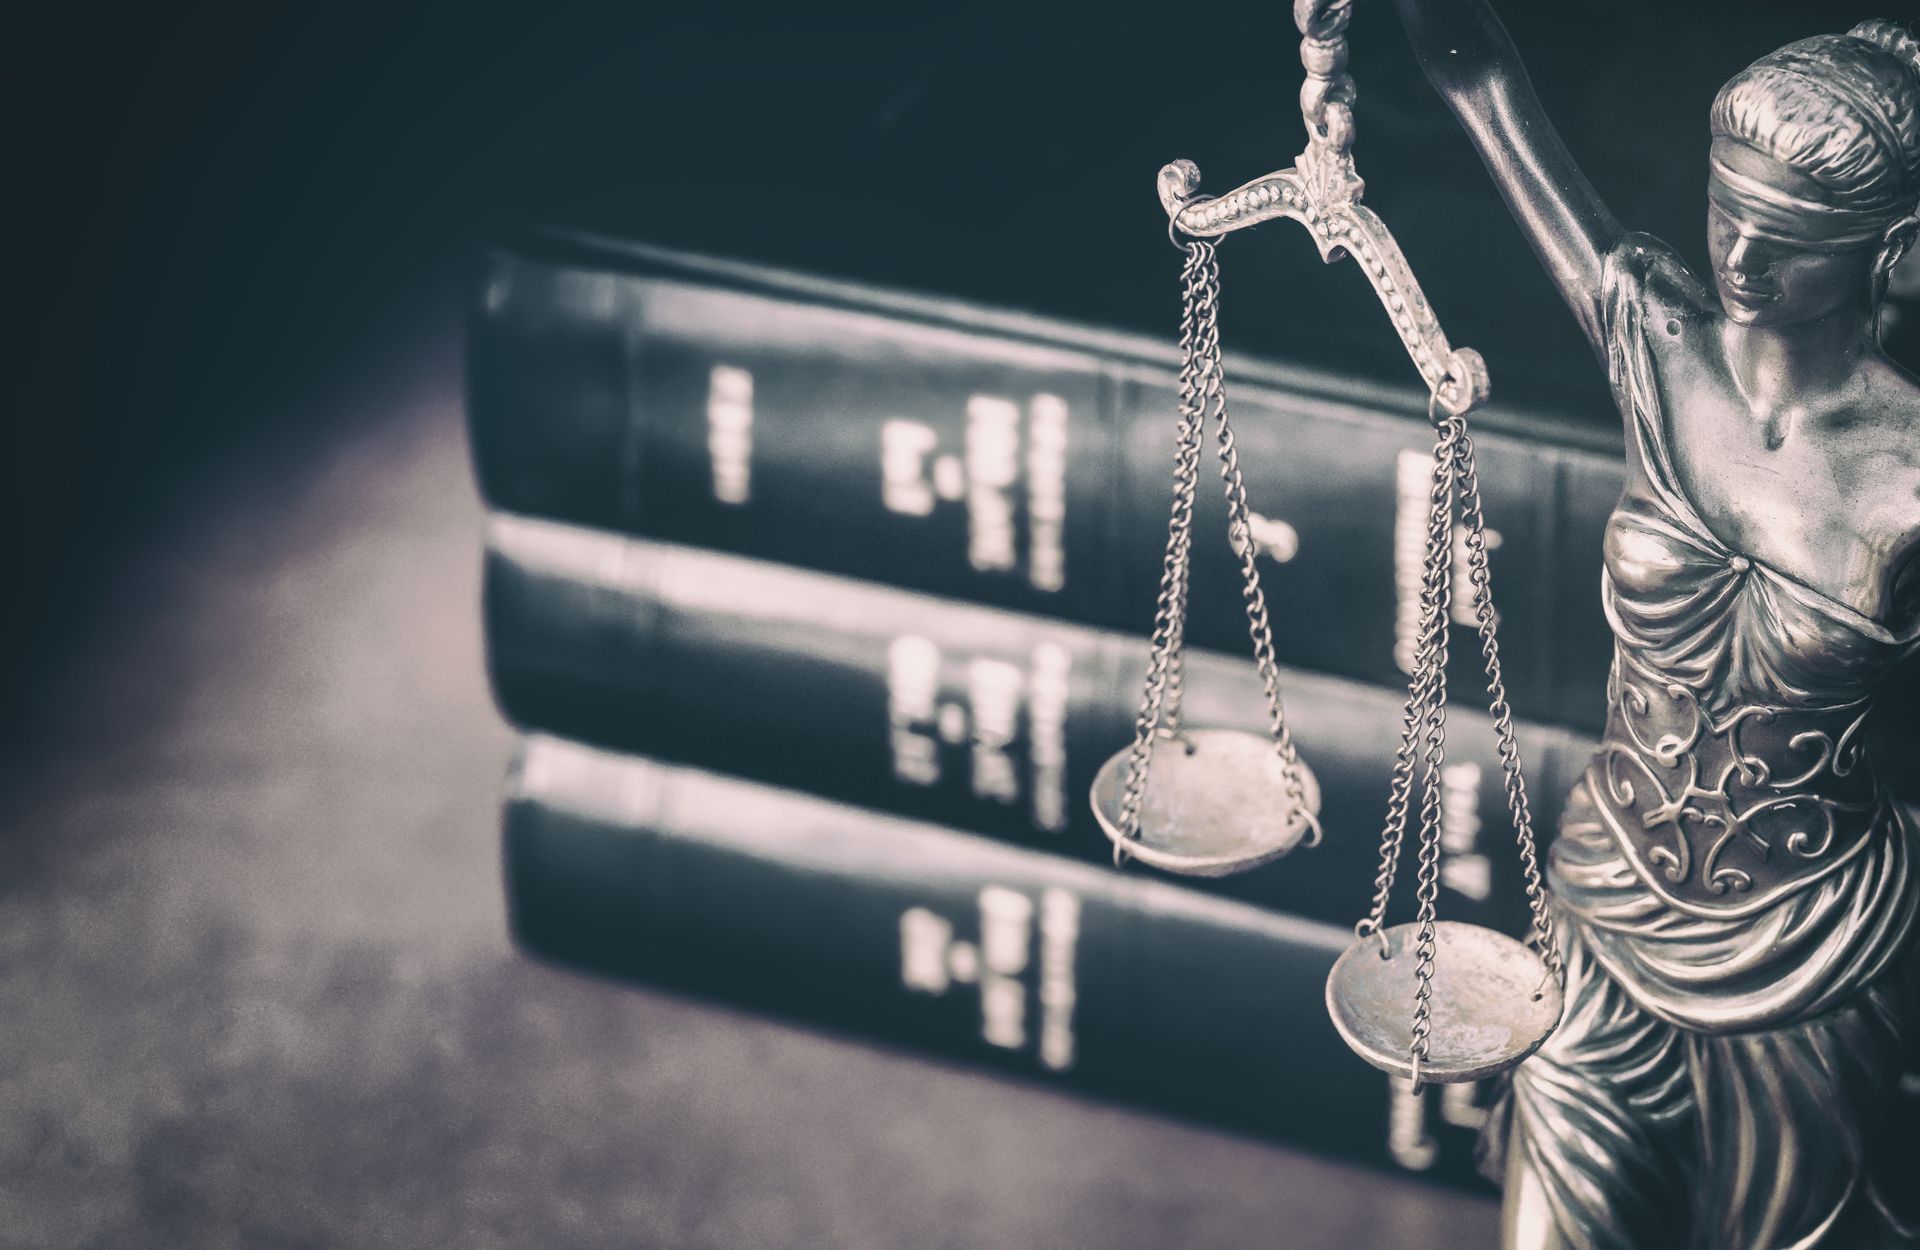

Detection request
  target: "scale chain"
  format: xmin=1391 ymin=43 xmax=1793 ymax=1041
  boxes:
xmin=1450 ymin=422 xmax=1564 ymax=987
xmin=1114 ymin=243 xmax=1215 ymax=857
xmin=1408 ymin=415 xmax=1459 ymax=1088
xmin=1194 ymin=254 xmax=1321 ymax=845
xmin=1114 ymin=238 xmax=1321 ymax=858
xmin=1353 ymin=407 xmax=1566 ymax=1085
xmin=1357 ymin=684 xmax=1424 ymax=942
xmin=1357 ymin=417 xmax=1455 ymax=943
xmin=1160 ymin=245 xmax=1215 ymax=734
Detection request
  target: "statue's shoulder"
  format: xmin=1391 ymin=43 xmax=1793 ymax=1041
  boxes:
xmin=1861 ymin=354 xmax=1920 ymax=456
xmin=1603 ymin=233 xmax=1713 ymax=322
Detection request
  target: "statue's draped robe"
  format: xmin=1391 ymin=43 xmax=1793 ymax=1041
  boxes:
xmin=1484 ymin=234 xmax=1920 ymax=1250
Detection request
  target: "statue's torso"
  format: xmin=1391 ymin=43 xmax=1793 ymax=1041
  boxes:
xmin=1587 ymin=236 xmax=1920 ymax=915
xmin=1640 ymin=308 xmax=1920 ymax=621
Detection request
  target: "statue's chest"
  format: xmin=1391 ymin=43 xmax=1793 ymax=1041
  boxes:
xmin=1639 ymin=338 xmax=1914 ymax=616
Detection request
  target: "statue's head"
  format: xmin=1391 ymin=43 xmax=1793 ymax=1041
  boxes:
xmin=1707 ymin=21 xmax=1920 ymax=328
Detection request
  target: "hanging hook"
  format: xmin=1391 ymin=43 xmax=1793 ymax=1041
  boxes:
xmin=1298 ymin=808 xmax=1325 ymax=848
xmin=1167 ymin=194 xmax=1219 ymax=252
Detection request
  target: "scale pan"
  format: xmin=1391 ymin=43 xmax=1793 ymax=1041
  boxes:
xmin=1326 ymin=921 xmax=1562 ymax=1084
xmin=1090 ymin=728 xmax=1321 ymax=877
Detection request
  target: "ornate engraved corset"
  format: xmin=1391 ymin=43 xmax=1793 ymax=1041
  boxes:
xmin=1587 ymin=644 xmax=1887 ymax=915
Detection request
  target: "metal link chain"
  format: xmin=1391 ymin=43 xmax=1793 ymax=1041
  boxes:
xmin=1158 ymin=251 xmax=1211 ymax=737
xmin=1352 ymin=404 xmax=1566 ymax=1088
xmin=1407 ymin=416 xmax=1459 ymax=1089
xmin=1116 ymin=239 xmax=1320 ymax=856
xmin=1356 ymin=420 xmax=1455 ymax=945
xmin=1194 ymin=255 xmax=1321 ymax=848
xmin=1114 ymin=244 xmax=1213 ymax=860
xmin=1451 ymin=423 xmax=1564 ymax=988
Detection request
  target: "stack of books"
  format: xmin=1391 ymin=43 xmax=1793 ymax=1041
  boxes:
xmin=467 ymin=233 xmax=1628 ymax=1188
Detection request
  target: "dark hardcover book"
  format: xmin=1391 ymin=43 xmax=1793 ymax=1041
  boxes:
xmin=484 ymin=513 xmax=1598 ymax=938
xmin=468 ymin=237 xmax=1627 ymax=733
xmin=507 ymin=734 xmax=1507 ymax=1188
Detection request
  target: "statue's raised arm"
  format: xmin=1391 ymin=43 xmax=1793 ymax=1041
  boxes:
xmin=1393 ymin=0 xmax=1622 ymax=354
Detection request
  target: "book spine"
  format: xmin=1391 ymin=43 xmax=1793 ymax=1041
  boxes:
xmin=484 ymin=513 xmax=1597 ymax=939
xmin=507 ymin=735 xmax=1502 ymax=1187
xmin=468 ymin=249 xmax=1626 ymax=733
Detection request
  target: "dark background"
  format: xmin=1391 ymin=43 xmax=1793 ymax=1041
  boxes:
xmin=13 ymin=0 xmax=1906 ymax=712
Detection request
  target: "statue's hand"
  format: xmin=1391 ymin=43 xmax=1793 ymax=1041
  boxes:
xmin=1293 ymin=0 xmax=1354 ymax=42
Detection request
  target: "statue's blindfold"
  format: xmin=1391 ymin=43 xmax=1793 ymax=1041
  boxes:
xmin=1707 ymin=148 xmax=1894 ymax=250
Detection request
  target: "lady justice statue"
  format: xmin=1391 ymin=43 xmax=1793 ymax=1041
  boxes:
xmin=1395 ymin=3 xmax=1920 ymax=1246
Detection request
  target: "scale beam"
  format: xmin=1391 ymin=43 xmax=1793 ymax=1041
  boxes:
xmin=1156 ymin=0 xmax=1489 ymax=416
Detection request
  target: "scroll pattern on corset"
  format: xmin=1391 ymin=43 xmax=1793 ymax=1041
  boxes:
xmin=1591 ymin=644 xmax=1885 ymax=914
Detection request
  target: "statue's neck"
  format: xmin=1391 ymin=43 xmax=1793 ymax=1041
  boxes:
xmin=1719 ymin=311 xmax=1870 ymax=431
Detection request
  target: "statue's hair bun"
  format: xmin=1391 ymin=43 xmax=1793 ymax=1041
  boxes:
xmin=1850 ymin=21 xmax=1920 ymax=81
xmin=1713 ymin=23 xmax=1920 ymax=207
